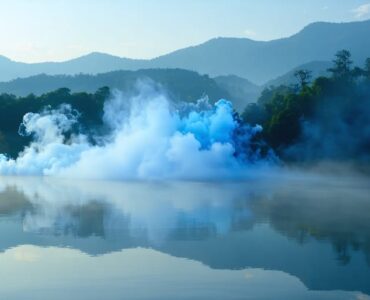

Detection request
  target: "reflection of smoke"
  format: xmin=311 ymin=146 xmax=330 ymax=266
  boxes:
xmin=0 ymin=176 xmax=255 ymax=244
xmin=0 ymin=82 xmax=276 ymax=180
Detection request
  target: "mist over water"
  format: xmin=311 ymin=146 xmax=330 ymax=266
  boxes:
xmin=0 ymin=83 xmax=277 ymax=180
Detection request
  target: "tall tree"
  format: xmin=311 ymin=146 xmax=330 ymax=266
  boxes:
xmin=327 ymin=50 xmax=353 ymax=80
xmin=294 ymin=69 xmax=312 ymax=88
xmin=364 ymin=58 xmax=370 ymax=79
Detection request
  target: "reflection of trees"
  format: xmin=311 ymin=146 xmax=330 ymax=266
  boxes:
xmin=250 ymin=183 xmax=370 ymax=266
xmin=0 ymin=189 xmax=114 ymax=238
xmin=0 ymin=188 xmax=32 ymax=216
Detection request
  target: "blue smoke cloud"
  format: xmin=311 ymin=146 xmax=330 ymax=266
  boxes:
xmin=0 ymin=83 xmax=276 ymax=180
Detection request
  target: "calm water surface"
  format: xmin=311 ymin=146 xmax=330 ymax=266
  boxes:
xmin=0 ymin=173 xmax=369 ymax=300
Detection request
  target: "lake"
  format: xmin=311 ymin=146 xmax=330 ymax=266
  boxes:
xmin=0 ymin=172 xmax=369 ymax=300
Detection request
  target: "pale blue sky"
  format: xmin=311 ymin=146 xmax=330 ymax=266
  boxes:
xmin=0 ymin=0 xmax=369 ymax=62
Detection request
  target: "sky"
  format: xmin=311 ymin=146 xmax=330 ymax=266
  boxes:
xmin=0 ymin=0 xmax=369 ymax=63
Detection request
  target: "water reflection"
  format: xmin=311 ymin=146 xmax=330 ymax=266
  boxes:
xmin=0 ymin=174 xmax=369 ymax=298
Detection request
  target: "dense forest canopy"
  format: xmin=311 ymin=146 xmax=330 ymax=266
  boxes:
xmin=243 ymin=50 xmax=370 ymax=163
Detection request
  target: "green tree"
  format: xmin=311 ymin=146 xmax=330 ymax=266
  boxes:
xmin=294 ymin=69 xmax=312 ymax=88
xmin=327 ymin=50 xmax=353 ymax=80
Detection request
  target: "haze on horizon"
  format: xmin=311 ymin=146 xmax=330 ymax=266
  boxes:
xmin=0 ymin=0 xmax=370 ymax=63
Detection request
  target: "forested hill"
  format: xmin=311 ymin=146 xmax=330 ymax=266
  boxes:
xmin=0 ymin=69 xmax=260 ymax=112
xmin=0 ymin=69 xmax=228 ymax=103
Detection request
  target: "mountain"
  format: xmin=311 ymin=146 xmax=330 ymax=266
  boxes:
xmin=149 ymin=20 xmax=370 ymax=84
xmin=0 ymin=52 xmax=145 ymax=82
xmin=0 ymin=20 xmax=370 ymax=84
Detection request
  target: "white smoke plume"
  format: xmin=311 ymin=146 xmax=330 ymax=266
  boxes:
xmin=0 ymin=82 xmax=276 ymax=180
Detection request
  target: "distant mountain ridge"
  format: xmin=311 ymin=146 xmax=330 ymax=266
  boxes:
xmin=0 ymin=69 xmax=227 ymax=102
xmin=0 ymin=69 xmax=260 ymax=112
xmin=0 ymin=19 xmax=370 ymax=84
